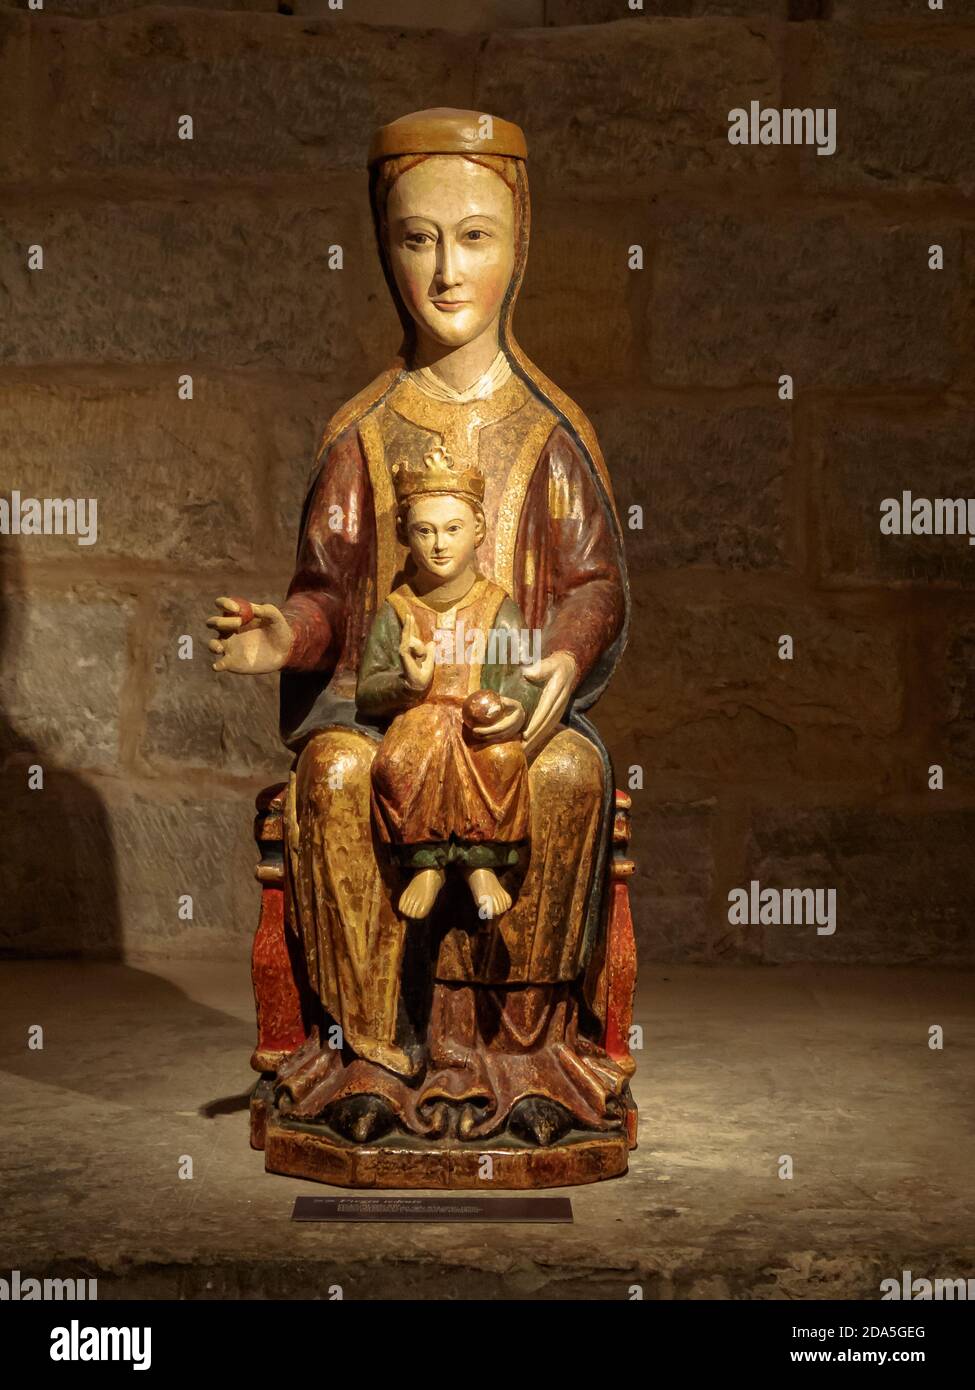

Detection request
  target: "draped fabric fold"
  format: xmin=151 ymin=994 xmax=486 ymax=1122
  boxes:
xmin=276 ymin=983 xmax=632 ymax=1141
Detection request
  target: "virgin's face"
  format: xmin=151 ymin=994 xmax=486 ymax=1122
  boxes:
xmin=384 ymin=156 xmax=516 ymax=350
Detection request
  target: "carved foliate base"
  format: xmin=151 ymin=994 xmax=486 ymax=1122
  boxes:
xmin=250 ymin=1079 xmax=634 ymax=1190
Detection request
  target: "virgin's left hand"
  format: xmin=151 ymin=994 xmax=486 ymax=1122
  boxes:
xmin=522 ymin=651 xmax=578 ymax=757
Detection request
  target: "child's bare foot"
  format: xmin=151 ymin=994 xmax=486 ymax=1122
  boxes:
xmin=464 ymin=866 xmax=512 ymax=919
xmin=399 ymin=867 xmax=445 ymax=919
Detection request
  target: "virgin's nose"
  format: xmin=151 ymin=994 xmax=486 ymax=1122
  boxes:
xmin=436 ymin=237 xmax=462 ymax=289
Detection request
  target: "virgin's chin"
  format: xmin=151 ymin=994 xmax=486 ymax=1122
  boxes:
xmin=420 ymin=312 xmax=483 ymax=348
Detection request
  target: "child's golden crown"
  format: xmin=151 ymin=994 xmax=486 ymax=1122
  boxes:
xmin=392 ymin=445 xmax=485 ymax=508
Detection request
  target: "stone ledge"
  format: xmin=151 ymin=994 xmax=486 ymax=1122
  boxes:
xmin=2 ymin=961 xmax=971 ymax=1299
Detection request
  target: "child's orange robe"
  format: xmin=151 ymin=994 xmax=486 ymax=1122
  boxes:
xmin=356 ymin=577 xmax=540 ymax=869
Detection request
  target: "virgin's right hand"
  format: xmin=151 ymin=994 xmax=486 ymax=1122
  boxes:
xmin=206 ymin=597 xmax=293 ymax=675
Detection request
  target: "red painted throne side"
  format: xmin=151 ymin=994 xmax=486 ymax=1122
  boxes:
xmin=248 ymin=784 xmax=309 ymax=1075
xmin=248 ymin=782 xmax=638 ymax=1143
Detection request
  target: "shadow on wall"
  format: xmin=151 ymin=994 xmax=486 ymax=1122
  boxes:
xmin=0 ymin=541 xmax=122 ymax=958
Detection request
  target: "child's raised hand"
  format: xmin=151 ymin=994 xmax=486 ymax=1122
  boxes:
xmin=399 ymin=612 xmax=435 ymax=692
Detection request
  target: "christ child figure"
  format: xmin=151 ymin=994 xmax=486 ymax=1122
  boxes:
xmin=356 ymin=446 xmax=540 ymax=922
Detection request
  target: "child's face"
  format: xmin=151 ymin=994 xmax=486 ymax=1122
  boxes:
xmin=405 ymin=494 xmax=482 ymax=581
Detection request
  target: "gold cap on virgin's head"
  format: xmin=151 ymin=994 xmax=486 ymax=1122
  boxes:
xmin=368 ymin=107 xmax=528 ymax=166
xmin=392 ymin=446 xmax=486 ymax=509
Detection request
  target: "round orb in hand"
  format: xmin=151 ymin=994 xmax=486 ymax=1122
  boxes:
xmin=232 ymin=598 xmax=255 ymax=626
xmin=462 ymin=689 xmax=504 ymax=732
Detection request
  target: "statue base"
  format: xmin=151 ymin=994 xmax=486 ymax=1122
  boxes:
xmin=250 ymin=1078 xmax=634 ymax=1190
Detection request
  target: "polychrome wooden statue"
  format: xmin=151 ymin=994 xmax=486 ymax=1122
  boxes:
xmin=208 ymin=108 xmax=637 ymax=1188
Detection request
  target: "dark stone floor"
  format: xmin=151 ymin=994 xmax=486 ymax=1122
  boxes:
xmin=1 ymin=959 xmax=971 ymax=1300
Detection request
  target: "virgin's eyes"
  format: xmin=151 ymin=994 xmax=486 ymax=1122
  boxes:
xmin=401 ymin=229 xmax=491 ymax=248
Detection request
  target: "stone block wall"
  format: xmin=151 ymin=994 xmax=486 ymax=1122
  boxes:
xmin=1 ymin=0 xmax=972 ymax=963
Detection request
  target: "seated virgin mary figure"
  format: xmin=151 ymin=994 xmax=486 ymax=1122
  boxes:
xmin=207 ymin=108 xmax=631 ymax=1150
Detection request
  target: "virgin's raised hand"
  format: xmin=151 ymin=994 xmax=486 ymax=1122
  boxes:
xmin=207 ymin=597 xmax=293 ymax=675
